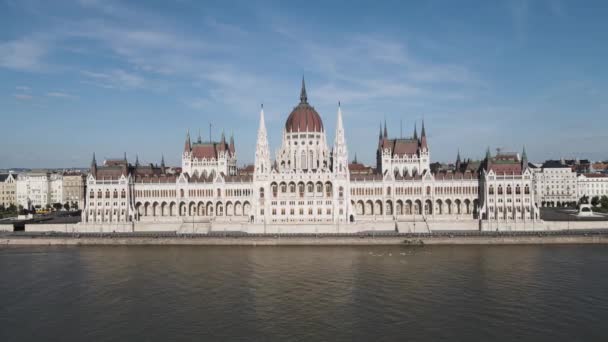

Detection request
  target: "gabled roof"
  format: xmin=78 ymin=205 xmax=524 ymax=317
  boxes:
xmin=380 ymin=138 xmax=419 ymax=157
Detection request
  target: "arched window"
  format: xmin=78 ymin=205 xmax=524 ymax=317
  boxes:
xmin=339 ymin=186 xmax=344 ymax=198
xmin=516 ymin=185 xmax=521 ymax=194
xmin=90 ymin=190 xmax=95 ymax=199
xmin=524 ymin=185 xmax=530 ymax=194
xmin=307 ymin=183 xmax=314 ymax=193
xmin=506 ymin=185 xmax=512 ymax=195
xmin=113 ymin=190 xmax=118 ymax=198
xmin=259 ymin=187 xmax=265 ymax=198
xmin=272 ymin=184 xmax=278 ymax=197
xmin=121 ymin=189 xmax=126 ymax=198
xmin=280 ymin=183 xmax=287 ymax=193
xmin=105 ymin=190 xmax=111 ymax=198
xmin=426 ymin=186 xmax=431 ymax=195
xmin=289 ymin=183 xmax=296 ymax=193
xmin=489 ymin=186 xmax=494 ymax=195
xmin=498 ymin=185 xmax=503 ymax=195
xmin=301 ymin=150 xmax=307 ymax=169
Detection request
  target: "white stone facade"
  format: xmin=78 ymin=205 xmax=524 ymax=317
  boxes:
xmin=577 ymin=174 xmax=608 ymax=199
xmin=0 ymin=173 xmax=17 ymax=208
xmin=81 ymin=81 xmax=545 ymax=232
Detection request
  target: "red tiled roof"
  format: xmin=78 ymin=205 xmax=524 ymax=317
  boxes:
xmin=380 ymin=138 xmax=419 ymax=157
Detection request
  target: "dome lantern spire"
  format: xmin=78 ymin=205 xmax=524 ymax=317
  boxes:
xmin=300 ymin=75 xmax=308 ymax=104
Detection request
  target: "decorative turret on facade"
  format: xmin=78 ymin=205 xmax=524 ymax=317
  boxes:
xmin=332 ymin=102 xmax=349 ymax=177
xmin=254 ymin=105 xmax=271 ymax=178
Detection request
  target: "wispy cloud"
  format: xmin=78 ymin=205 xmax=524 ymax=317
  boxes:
xmin=13 ymin=93 xmax=34 ymax=100
xmin=0 ymin=36 xmax=49 ymax=71
xmin=81 ymin=69 xmax=145 ymax=89
xmin=46 ymin=91 xmax=76 ymax=99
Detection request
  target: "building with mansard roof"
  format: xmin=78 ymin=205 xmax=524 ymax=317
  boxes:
xmin=80 ymin=78 xmax=542 ymax=233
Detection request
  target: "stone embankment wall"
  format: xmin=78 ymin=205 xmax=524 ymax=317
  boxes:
xmin=3 ymin=235 xmax=608 ymax=246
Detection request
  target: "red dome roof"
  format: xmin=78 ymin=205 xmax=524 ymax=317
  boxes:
xmin=284 ymin=77 xmax=324 ymax=133
xmin=285 ymin=103 xmax=323 ymax=133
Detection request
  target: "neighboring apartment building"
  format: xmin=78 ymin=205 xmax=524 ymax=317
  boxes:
xmin=62 ymin=171 xmax=85 ymax=209
xmin=16 ymin=170 xmax=64 ymax=209
xmin=577 ymin=174 xmax=608 ymax=199
xmin=0 ymin=173 xmax=17 ymax=208
xmin=533 ymin=160 xmax=578 ymax=206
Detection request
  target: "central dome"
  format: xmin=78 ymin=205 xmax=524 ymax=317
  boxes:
xmin=285 ymin=78 xmax=324 ymax=133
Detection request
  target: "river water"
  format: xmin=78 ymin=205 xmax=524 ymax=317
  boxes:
xmin=1 ymin=245 xmax=607 ymax=341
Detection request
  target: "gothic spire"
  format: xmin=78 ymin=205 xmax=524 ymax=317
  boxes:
xmin=413 ymin=122 xmax=418 ymax=140
xmin=254 ymin=104 xmax=271 ymax=176
xmin=184 ymin=129 xmax=191 ymax=153
xmin=135 ymin=154 xmax=140 ymax=167
xmin=455 ymin=149 xmax=461 ymax=171
xmin=521 ymin=146 xmax=528 ymax=169
xmin=333 ymin=102 xmax=349 ymax=175
xmin=161 ymin=155 xmax=165 ymax=168
xmin=379 ymin=122 xmax=383 ymax=140
xmin=123 ymin=152 xmax=127 ymax=162
xmin=485 ymin=146 xmax=491 ymax=160
xmin=229 ymin=131 xmax=235 ymax=153
xmin=90 ymin=153 xmax=97 ymax=177
xmin=300 ymin=76 xmax=308 ymax=104
xmin=420 ymin=119 xmax=428 ymax=149
xmin=197 ymin=128 xmax=202 ymax=144
xmin=383 ymin=119 xmax=388 ymax=138
xmin=421 ymin=119 xmax=426 ymax=138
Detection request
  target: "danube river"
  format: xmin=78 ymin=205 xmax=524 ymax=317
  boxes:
xmin=1 ymin=245 xmax=607 ymax=341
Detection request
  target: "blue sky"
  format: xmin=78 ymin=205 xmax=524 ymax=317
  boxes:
xmin=1 ymin=0 xmax=607 ymax=168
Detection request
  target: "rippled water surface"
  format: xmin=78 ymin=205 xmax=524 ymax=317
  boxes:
xmin=1 ymin=245 xmax=607 ymax=341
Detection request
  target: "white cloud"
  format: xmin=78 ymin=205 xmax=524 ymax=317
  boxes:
xmin=13 ymin=93 xmax=33 ymax=100
xmin=81 ymin=69 xmax=145 ymax=89
xmin=46 ymin=91 xmax=76 ymax=99
xmin=0 ymin=37 xmax=49 ymax=71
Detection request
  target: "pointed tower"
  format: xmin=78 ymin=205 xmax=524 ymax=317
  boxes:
xmin=333 ymin=102 xmax=349 ymax=176
xmin=229 ymin=131 xmax=235 ymax=155
xmin=413 ymin=122 xmax=418 ymax=140
xmin=184 ymin=130 xmax=191 ymax=153
xmin=484 ymin=147 xmax=492 ymax=171
xmin=135 ymin=154 xmax=140 ymax=167
xmin=383 ymin=120 xmax=388 ymax=139
xmin=123 ymin=152 xmax=127 ymax=162
xmin=300 ymin=76 xmax=308 ymax=104
xmin=420 ymin=120 xmax=428 ymax=150
xmin=197 ymin=129 xmax=202 ymax=144
xmin=455 ymin=150 xmax=462 ymax=171
xmin=90 ymin=153 xmax=97 ymax=178
xmin=160 ymin=155 xmax=166 ymax=173
xmin=378 ymin=122 xmax=383 ymax=141
xmin=521 ymin=146 xmax=528 ymax=170
xmin=254 ymin=104 xmax=271 ymax=178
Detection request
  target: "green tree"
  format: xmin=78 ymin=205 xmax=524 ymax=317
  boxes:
xmin=8 ymin=203 xmax=16 ymax=211
xmin=52 ymin=202 xmax=63 ymax=211
xmin=0 ymin=204 xmax=5 ymax=212
xmin=591 ymin=196 xmax=600 ymax=207
xmin=64 ymin=202 xmax=70 ymax=211
xmin=600 ymin=195 xmax=608 ymax=209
